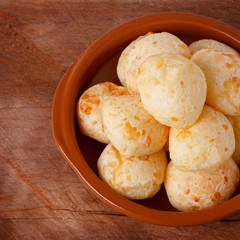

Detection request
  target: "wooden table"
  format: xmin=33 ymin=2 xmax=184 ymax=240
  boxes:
xmin=1 ymin=1 xmax=240 ymax=239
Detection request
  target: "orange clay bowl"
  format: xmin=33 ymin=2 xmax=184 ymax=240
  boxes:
xmin=52 ymin=13 xmax=240 ymax=226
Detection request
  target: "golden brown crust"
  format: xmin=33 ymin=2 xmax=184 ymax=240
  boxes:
xmin=169 ymin=105 xmax=235 ymax=170
xmin=97 ymin=144 xmax=167 ymax=199
xmin=164 ymin=159 xmax=239 ymax=212
xmin=76 ymin=82 xmax=129 ymax=143
xmin=191 ymin=49 xmax=240 ymax=115
xmin=138 ymin=54 xmax=206 ymax=128
xmin=101 ymin=95 xmax=169 ymax=157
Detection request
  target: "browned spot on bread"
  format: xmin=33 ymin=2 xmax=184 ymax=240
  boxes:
xmin=208 ymin=178 xmax=212 ymax=181
xmin=171 ymin=117 xmax=178 ymax=121
xmin=125 ymin=157 xmax=133 ymax=161
xmin=193 ymin=196 xmax=200 ymax=202
xmin=222 ymin=124 xmax=229 ymax=130
xmin=224 ymin=76 xmax=240 ymax=94
xmin=112 ymin=90 xmax=129 ymax=96
xmin=176 ymin=130 xmax=191 ymax=141
xmin=142 ymin=129 xmax=146 ymax=135
xmin=92 ymin=121 xmax=97 ymax=125
xmin=146 ymin=136 xmax=152 ymax=147
xmin=224 ymin=176 xmax=228 ymax=183
xmin=222 ymin=53 xmax=235 ymax=58
xmin=192 ymin=206 xmax=200 ymax=211
xmin=225 ymin=147 xmax=228 ymax=151
xmin=185 ymin=189 xmax=190 ymax=195
xmin=80 ymin=103 xmax=93 ymax=115
xmin=138 ymin=67 xmax=143 ymax=75
xmin=111 ymin=87 xmax=129 ymax=96
xmin=209 ymin=139 xmax=215 ymax=143
xmin=81 ymin=92 xmax=101 ymax=106
xmin=214 ymin=192 xmax=221 ymax=200
xmin=104 ymin=82 xmax=125 ymax=95
xmin=81 ymin=93 xmax=90 ymax=100
xmin=210 ymin=192 xmax=221 ymax=203
xmin=134 ymin=115 xmax=140 ymax=120
xmin=180 ymin=81 xmax=184 ymax=87
xmin=145 ymin=31 xmax=154 ymax=35
xmin=136 ymin=132 xmax=141 ymax=137
xmin=226 ymin=63 xmax=233 ymax=68
xmin=153 ymin=41 xmax=157 ymax=45
xmin=125 ymin=121 xmax=137 ymax=139
xmin=157 ymin=62 xmax=163 ymax=69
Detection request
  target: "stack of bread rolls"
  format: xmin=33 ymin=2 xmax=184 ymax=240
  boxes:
xmin=76 ymin=32 xmax=240 ymax=211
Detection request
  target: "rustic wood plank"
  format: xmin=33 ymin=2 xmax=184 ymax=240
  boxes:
xmin=0 ymin=0 xmax=240 ymax=239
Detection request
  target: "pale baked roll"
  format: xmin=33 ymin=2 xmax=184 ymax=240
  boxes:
xmin=77 ymin=82 xmax=129 ymax=143
xmin=165 ymin=159 xmax=239 ymax=212
xmin=169 ymin=105 xmax=235 ymax=171
xmin=191 ymin=49 xmax=240 ymax=116
xmin=125 ymin=32 xmax=191 ymax=94
xmin=101 ymin=95 xmax=169 ymax=157
xmin=138 ymin=54 xmax=206 ymax=128
xmin=189 ymin=39 xmax=240 ymax=57
xmin=228 ymin=116 xmax=240 ymax=165
xmin=97 ymin=144 xmax=167 ymax=199
xmin=117 ymin=35 xmax=145 ymax=86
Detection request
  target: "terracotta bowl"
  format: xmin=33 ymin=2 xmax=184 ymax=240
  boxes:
xmin=52 ymin=12 xmax=240 ymax=226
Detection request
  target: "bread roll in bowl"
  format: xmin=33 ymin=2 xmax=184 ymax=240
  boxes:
xmin=164 ymin=159 xmax=239 ymax=212
xmin=77 ymin=82 xmax=129 ymax=143
xmin=189 ymin=39 xmax=240 ymax=57
xmin=117 ymin=35 xmax=145 ymax=87
xmin=228 ymin=116 xmax=240 ymax=165
xmin=125 ymin=32 xmax=191 ymax=94
xmin=97 ymin=144 xmax=167 ymax=199
xmin=169 ymin=105 xmax=235 ymax=171
xmin=102 ymin=95 xmax=169 ymax=157
xmin=138 ymin=54 xmax=206 ymax=128
xmin=191 ymin=49 xmax=240 ymax=116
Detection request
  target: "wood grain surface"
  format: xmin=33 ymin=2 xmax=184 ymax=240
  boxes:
xmin=1 ymin=0 xmax=240 ymax=239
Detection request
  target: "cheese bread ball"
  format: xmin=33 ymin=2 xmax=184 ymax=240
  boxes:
xmin=125 ymin=32 xmax=191 ymax=94
xmin=191 ymin=49 xmax=240 ymax=115
xmin=228 ymin=116 xmax=240 ymax=165
xmin=165 ymin=159 xmax=239 ymax=212
xmin=77 ymin=82 xmax=129 ymax=143
xmin=138 ymin=54 xmax=206 ymax=128
xmin=97 ymin=144 xmax=167 ymax=199
xmin=169 ymin=105 xmax=235 ymax=171
xmin=101 ymin=95 xmax=169 ymax=157
xmin=117 ymin=35 xmax=145 ymax=86
xmin=189 ymin=39 xmax=240 ymax=57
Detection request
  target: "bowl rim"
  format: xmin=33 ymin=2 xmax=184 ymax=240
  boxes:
xmin=52 ymin=12 xmax=240 ymax=226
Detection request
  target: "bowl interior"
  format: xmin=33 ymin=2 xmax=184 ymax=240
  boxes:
xmin=54 ymin=13 xmax=240 ymax=225
xmin=76 ymin=49 xmax=240 ymax=212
